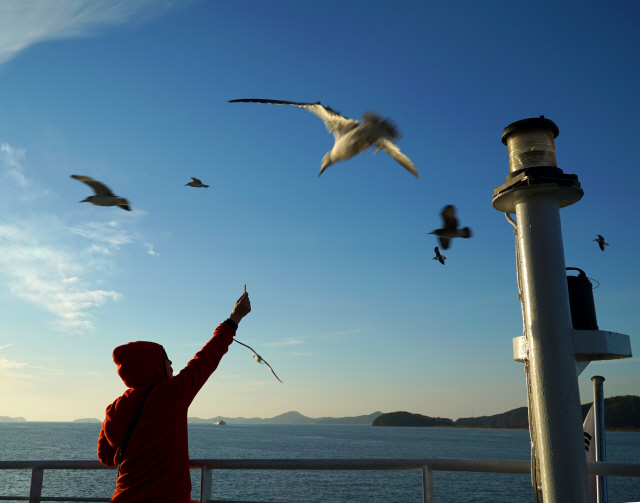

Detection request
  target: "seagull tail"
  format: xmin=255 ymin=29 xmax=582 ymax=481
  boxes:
xmin=461 ymin=227 xmax=472 ymax=238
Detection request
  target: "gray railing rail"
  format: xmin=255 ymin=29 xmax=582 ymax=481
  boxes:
xmin=1 ymin=458 xmax=639 ymax=503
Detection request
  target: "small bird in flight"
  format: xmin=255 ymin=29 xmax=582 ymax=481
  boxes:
xmin=185 ymin=177 xmax=209 ymax=188
xmin=229 ymin=98 xmax=419 ymax=179
xmin=70 ymin=175 xmax=131 ymax=211
xmin=234 ymin=339 xmax=283 ymax=383
xmin=429 ymin=205 xmax=472 ymax=250
xmin=593 ymin=235 xmax=609 ymax=251
xmin=432 ymin=246 xmax=446 ymax=265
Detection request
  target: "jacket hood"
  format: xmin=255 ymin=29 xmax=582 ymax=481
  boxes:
xmin=113 ymin=341 xmax=166 ymax=388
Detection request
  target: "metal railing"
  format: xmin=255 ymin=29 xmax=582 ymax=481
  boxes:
xmin=1 ymin=458 xmax=639 ymax=503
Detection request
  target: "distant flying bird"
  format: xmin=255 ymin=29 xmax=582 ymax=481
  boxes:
xmin=234 ymin=339 xmax=283 ymax=383
xmin=70 ymin=175 xmax=131 ymax=211
xmin=185 ymin=177 xmax=209 ymax=188
xmin=593 ymin=235 xmax=609 ymax=251
xmin=429 ymin=205 xmax=472 ymax=250
xmin=229 ymin=98 xmax=419 ymax=179
xmin=432 ymin=246 xmax=446 ymax=265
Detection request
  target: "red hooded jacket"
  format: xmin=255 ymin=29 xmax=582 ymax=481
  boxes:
xmin=97 ymin=322 xmax=235 ymax=502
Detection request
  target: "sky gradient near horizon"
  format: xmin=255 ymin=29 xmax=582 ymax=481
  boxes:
xmin=1 ymin=0 xmax=639 ymax=422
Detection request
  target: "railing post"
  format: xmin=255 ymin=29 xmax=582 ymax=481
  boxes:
xmin=29 ymin=466 xmax=44 ymax=503
xmin=200 ymin=465 xmax=212 ymax=503
xmin=592 ymin=375 xmax=608 ymax=503
xmin=422 ymin=465 xmax=434 ymax=503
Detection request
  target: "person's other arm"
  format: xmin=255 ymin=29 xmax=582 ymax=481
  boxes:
xmin=97 ymin=422 xmax=118 ymax=466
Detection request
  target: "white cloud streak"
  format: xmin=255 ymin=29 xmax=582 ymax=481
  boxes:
xmin=0 ymin=0 xmax=185 ymax=66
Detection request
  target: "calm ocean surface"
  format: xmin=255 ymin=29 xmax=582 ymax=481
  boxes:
xmin=0 ymin=423 xmax=638 ymax=502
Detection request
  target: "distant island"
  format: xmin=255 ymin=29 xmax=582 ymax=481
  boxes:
xmin=373 ymin=412 xmax=453 ymax=427
xmin=73 ymin=418 xmax=102 ymax=423
xmin=374 ymin=395 xmax=639 ymax=430
xmin=0 ymin=416 xmax=27 ymax=422
xmin=188 ymin=411 xmax=383 ymax=425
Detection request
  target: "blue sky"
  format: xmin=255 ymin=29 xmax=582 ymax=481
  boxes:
xmin=0 ymin=0 xmax=638 ymax=422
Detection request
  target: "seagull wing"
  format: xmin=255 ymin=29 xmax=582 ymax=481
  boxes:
xmin=439 ymin=236 xmax=451 ymax=250
xmin=191 ymin=177 xmax=203 ymax=184
xmin=260 ymin=358 xmax=283 ymax=383
xmin=70 ymin=175 xmax=115 ymax=197
xmin=229 ymin=98 xmax=358 ymax=137
xmin=374 ymin=138 xmax=419 ymax=178
xmin=234 ymin=339 xmax=283 ymax=383
xmin=441 ymin=205 xmax=459 ymax=230
xmin=234 ymin=339 xmax=258 ymax=354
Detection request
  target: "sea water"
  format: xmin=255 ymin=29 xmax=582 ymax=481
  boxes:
xmin=0 ymin=423 xmax=638 ymax=502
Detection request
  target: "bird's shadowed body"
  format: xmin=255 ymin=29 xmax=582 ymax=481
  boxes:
xmin=185 ymin=177 xmax=209 ymax=188
xmin=433 ymin=246 xmax=446 ymax=265
xmin=70 ymin=175 xmax=131 ymax=211
xmin=229 ymin=98 xmax=419 ymax=179
xmin=594 ymin=234 xmax=609 ymax=251
xmin=234 ymin=339 xmax=283 ymax=383
xmin=429 ymin=205 xmax=472 ymax=250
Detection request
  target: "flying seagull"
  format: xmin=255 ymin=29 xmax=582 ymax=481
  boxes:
xmin=593 ymin=235 xmax=609 ymax=251
xmin=70 ymin=175 xmax=131 ymax=211
xmin=429 ymin=205 xmax=472 ymax=250
xmin=234 ymin=339 xmax=283 ymax=383
xmin=185 ymin=177 xmax=209 ymax=188
xmin=432 ymin=246 xmax=446 ymax=265
xmin=229 ymin=98 xmax=419 ymax=179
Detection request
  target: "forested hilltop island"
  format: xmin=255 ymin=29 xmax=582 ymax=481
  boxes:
xmin=374 ymin=395 xmax=639 ymax=430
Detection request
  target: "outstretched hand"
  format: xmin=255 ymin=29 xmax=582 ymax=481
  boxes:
xmin=229 ymin=287 xmax=251 ymax=324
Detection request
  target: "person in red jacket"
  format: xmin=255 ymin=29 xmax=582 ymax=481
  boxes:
xmin=97 ymin=289 xmax=251 ymax=502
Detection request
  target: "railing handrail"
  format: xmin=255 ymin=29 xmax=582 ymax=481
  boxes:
xmin=1 ymin=458 xmax=639 ymax=476
xmin=2 ymin=458 xmax=639 ymax=503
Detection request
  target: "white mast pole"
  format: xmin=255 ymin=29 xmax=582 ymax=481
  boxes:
xmin=493 ymin=117 xmax=590 ymax=502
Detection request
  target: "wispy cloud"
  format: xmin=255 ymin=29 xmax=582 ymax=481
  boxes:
xmin=265 ymin=337 xmax=308 ymax=347
xmin=0 ymin=344 xmax=15 ymax=351
xmin=67 ymin=221 xmax=137 ymax=248
xmin=0 ymin=222 xmax=122 ymax=332
xmin=264 ymin=329 xmax=361 ymax=347
xmin=145 ymin=243 xmax=159 ymax=256
xmin=0 ymin=0 xmax=185 ymax=67
xmin=1 ymin=143 xmax=28 ymax=186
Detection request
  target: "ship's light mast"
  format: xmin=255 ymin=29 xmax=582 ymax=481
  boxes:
xmin=493 ymin=117 xmax=631 ymax=503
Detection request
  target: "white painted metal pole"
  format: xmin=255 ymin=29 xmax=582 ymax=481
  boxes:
xmin=592 ymin=375 xmax=608 ymax=503
xmin=514 ymin=192 xmax=590 ymax=502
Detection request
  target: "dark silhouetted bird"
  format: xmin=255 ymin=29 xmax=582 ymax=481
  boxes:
xmin=234 ymin=339 xmax=282 ymax=383
xmin=433 ymin=246 xmax=446 ymax=265
xmin=70 ymin=175 xmax=131 ymax=211
xmin=429 ymin=205 xmax=472 ymax=250
xmin=594 ymin=235 xmax=609 ymax=251
xmin=185 ymin=177 xmax=209 ymax=188
xmin=229 ymin=98 xmax=419 ymax=179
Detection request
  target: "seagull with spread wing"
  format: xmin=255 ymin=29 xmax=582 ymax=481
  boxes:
xmin=234 ymin=339 xmax=283 ymax=383
xmin=185 ymin=177 xmax=209 ymax=188
xmin=70 ymin=175 xmax=131 ymax=211
xmin=432 ymin=246 xmax=446 ymax=265
xmin=593 ymin=235 xmax=609 ymax=251
xmin=229 ymin=99 xmax=419 ymax=179
xmin=429 ymin=205 xmax=472 ymax=250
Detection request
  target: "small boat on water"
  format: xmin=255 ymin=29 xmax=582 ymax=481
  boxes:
xmin=214 ymin=420 xmax=225 ymax=425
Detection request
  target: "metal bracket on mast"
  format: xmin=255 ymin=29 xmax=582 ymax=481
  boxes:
xmin=513 ymin=330 xmax=632 ymax=376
